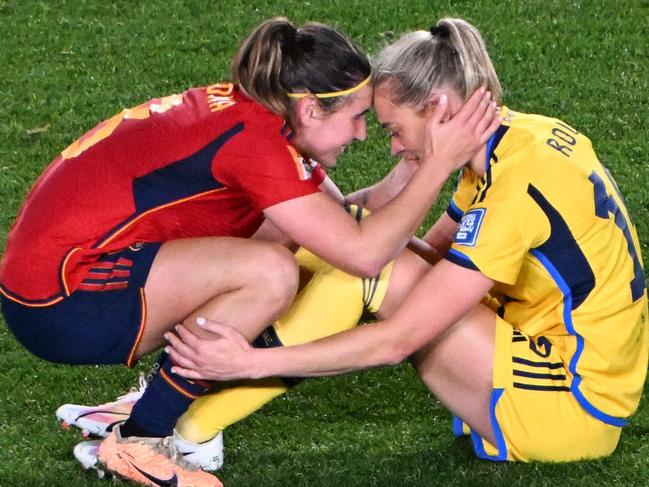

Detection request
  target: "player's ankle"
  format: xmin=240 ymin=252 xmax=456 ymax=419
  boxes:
xmin=120 ymin=418 xmax=162 ymax=439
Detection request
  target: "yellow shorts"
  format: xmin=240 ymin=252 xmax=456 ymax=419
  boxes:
xmin=459 ymin=316 xmax=622 ymax=462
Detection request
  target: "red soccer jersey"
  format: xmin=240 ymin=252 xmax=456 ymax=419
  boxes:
xmin=0 ymin=84 xmax=321 ymax=305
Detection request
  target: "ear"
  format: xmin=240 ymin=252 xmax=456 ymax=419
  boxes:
xmin=425 ymin=89 xmax=460 ymax=122
xmin=293 ymin=95 xmax=325 ymax=127
xmin=423 ymin=93 xmax=447 ymax=120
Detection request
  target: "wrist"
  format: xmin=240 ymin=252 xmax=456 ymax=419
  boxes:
xmin=421 ymin=153 xmax=454 ymax=175
xmin=248 ymin=348 xmax=271 ymax=380
xmin=418 ymin=156 xmax=453 ymax=185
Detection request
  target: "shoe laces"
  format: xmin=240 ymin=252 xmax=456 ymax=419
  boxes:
xmin=115 ymin=373 xmax=148 ymax=402
xmin=118 ymin=431 xmax=199 ymax=472
xmin=154 ymin=437 xmax=199 ymax=471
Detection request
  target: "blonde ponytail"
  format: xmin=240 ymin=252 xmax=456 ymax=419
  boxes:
xmin=374 ymin=18 xmax=501 ymax=108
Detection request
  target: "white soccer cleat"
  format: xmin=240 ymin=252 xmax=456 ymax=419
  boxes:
xmin=174 ymin=429 xmax=224 ymax=472
xmin=73 ymin=439 xmax=105 ymax=478
xmin=56 ymin=374 xmax=147 ymax=438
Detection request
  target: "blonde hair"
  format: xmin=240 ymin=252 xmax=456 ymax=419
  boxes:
xmin=232 ymin=17 xmax=371 ymax=125
xmin=373 ymin=18 xmax=502 ymax=108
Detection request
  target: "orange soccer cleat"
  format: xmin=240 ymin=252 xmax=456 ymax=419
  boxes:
xmin=96 ymin=425 xmax=222 ymax=487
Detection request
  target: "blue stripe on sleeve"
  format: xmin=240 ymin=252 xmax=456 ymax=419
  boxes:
xmin=446 ymin=199 xmax=464 ymax=222
xmin=445 ymin=248 xmax=479 ymax=271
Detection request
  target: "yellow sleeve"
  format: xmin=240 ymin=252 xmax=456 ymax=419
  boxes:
xmin=447 ymin=172 xmax=547 ymax=284
xmin=447 ymin=168 xmax=479 ymax=223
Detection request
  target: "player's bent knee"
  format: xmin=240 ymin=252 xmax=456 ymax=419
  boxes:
xmin=408 ymin=340 xmax=434 ymax=372
xmin=376 ymin=250 xmax=429 ymax=319
xmin=255 ymin=243 xmax=299 ymax=306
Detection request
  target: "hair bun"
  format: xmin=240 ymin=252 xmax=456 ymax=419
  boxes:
xmin=430 ymin=24 xmax=450 ymax=39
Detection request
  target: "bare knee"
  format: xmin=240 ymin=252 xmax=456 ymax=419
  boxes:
xmin=410 ymin=305 xmax=496 ymax=379
xmin=377 ymin=249 xmax=430 ymax=319
xmin=254 ymin=243 xmax=299 ymax=310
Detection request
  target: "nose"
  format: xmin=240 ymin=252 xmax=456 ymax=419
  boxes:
xmin=354 ymin=117 xmax=367 ymax=141
xmin=390 ymin=138 xmax=404 ymax=156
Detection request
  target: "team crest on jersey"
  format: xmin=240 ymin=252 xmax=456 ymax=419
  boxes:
xmin=286 ymin=145 xmax=315 ymax=181
xmin=455 ymin=208 xmax=486 ymax=246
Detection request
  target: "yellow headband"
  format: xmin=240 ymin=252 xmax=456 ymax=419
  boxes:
xmin=287 ymin=74 xmax=372 ymax=99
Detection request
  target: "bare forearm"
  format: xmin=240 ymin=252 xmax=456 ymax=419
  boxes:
xmin=406 ymin=237 xmax=444 ymax=265
xmin=421 ymin=213 xmax=458 ymax=259
xmin=345 ymin=186 xmax=385 ymax=212
xmin=247 ymin=321 xmax=404 ymax=379
xmin=249 ymin=264 xmax=492 ymax=380
xmin=350 ymin=164 xmax=451 ymax=274
xmin=345 ymin=159 xmax=417 ymax=212
xmin=165 ymin=262 xmax=495 ymax=383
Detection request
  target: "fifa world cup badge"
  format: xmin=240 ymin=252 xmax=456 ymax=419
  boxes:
xmin=455 ymin=208 xmax=486 ymax=247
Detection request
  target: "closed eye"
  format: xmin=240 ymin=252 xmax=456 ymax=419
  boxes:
xmin=380 ymin=123 xmax=399 ymax=138
xmin=354 ymin=109 xmax=369 ymax=121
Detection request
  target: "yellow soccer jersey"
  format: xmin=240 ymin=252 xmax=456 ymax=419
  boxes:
xmin=446 ymin=108 xmax=648 ymax=425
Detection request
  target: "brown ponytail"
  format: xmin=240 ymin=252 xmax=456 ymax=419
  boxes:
xmin=231 ymin=17 xmax=371 ymax=124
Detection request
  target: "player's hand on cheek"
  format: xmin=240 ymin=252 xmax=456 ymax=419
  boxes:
xmin=164 ymin=318 xmax=253 ymax=381
xmin=422 ymin=87 xmax=500 ymax=175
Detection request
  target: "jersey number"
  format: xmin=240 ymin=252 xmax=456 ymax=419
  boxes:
xmin=60 ymin=94 xmax=184 ymax=160
xmin=589 ymin=171 xmax=645 ymax=301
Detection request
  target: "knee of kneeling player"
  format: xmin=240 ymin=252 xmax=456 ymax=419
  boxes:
xmin=256 ymin=243 xmax=300 ymax=308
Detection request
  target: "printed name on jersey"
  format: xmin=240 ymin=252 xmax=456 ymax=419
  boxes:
xmin=455 ymin=208 xmax=486 ymax=246
xmin=61 ymin=94 xmax=188 ymax=161
xmin=546 ymin=121 xmax=579 ymax=158
xmin=206 ymin=83 xmax=236 ymax=112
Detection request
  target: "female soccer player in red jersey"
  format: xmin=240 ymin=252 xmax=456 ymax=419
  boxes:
xmin=0 ymin=17 xmax=498 ymax=485
xmin=168 ymin=18 xmax=648 ymax=464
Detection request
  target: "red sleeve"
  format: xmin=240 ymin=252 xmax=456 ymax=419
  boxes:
xmin=212 ymin=128 xmax=321 ymax=210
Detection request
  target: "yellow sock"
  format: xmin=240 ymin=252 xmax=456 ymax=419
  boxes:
xmin=176 ymin=249 xmax=393 ymax=443
xmin=176 ymin=377 xmax=288 ymax=442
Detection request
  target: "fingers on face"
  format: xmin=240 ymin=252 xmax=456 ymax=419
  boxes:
xmin=457 ymin=86 xmax=486 ymax=122
xmin=471 ymin=100 xmax=497 ymax=138
xmin=428 ymin=94 xmax=448 ymax=126
xmin=479 ymin=113 xmax=503 ymax=145
xmin=465 ymin=90 xmax=491 ymax=128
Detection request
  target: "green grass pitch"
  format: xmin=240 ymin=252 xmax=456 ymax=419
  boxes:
xmin=1 ymin=1 xmax=648 ymax=485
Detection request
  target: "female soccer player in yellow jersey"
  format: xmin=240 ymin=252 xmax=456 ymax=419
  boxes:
xmin=167 ymin=18 xmax=649 ymax=462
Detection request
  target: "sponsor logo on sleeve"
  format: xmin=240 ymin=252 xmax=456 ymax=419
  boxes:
xmin=455 ymin=208 xmax=486 ymax=246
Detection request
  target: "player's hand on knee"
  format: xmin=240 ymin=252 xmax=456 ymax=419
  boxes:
xmin=165 ymin=318 xmax=252 ymax=381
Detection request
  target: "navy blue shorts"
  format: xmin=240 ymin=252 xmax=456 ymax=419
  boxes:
xmin=1 ymin=243 xmax=161 ymax=367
